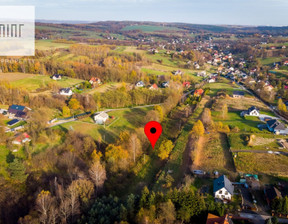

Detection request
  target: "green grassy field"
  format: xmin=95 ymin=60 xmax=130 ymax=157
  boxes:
xmin=11 ymin=75 xmax=84 ymax=91
xmin=234 ymin=152 xmax=288 ymax=177
xmin=36 ymin=40 xmax=72 ymax=50
xmin=228 ymin=133 xmax=282 ymax=151
xmin=55 ymin=107 xmax=153 ymax=144
xmin=205 ymin=79 xmax=239 ymax=96
xmin=259 ymin=57 xmax=285 ymax=65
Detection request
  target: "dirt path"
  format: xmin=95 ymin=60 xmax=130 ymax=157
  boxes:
xmin=219 ymin=133 xmax=237 ymax=172
xmin=191 ymin=136 xmax=206 ymax=170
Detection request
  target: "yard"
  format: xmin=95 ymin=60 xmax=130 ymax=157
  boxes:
xmin=9 ymin=75 xmax=83 ymax=91
xmin=191 ymin=133 xmax=236 ymax=175
xmin=55 ymin=107 xmax=153 ymax=144
xmin=36 ymin=39 xmax=72 ymax=50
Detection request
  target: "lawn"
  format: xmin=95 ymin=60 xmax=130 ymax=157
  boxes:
xmin=10 ymin=75 xmax=84 ymax=91
xmin=0 ymin=73 xmax=35 ymax=82
xmin=204 ymin=79 xmax=239 ymax=96
xmin=234 ymin=152 xmax=288 ymax=177
xmin=55 ymin=107 xmax=153 ymax=144
xmin=259 ymin=57 xmax=285 ymax=65
xmin=36 ymin=40 xmax=72 ymax=50
xmin=228 ymin=133 xmax=282 ymax=151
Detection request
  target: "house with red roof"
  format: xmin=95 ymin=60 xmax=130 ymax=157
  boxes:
xmin=89 ymin=77 xmax=101 ymax=87
xmin=12 ymin=132 xmax=31 ymax=145
xmin=194 ymin=89 xmax=204 ymax=96
xmin=149 ymin=83 xmax=159 ymax=90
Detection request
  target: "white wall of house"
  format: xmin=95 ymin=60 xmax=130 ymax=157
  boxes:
xmin=214 ymin=187 xmax=232 ymax=201
xmin=249 ymin=110 xmax=259 ymax=116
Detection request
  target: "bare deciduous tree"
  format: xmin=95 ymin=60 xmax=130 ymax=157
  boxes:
xmin=89 ymin=160 xmax=107 ymax=193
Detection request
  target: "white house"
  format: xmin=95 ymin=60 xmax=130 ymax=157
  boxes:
xmin=94 ymin=112 xmax=109 ymax=125
xmin=52 ymin=74 xmax=62 ymax=80
xmin=136 ymin=81 xmax=145 ymax=88
xmin=207 ymin=78 xmax=216 ymax=83
xmin=59 ymin=88 xmax=73 ymax=96
xmin=241 ymin=106 xmax=260 ymax=117
xmin=213 ymin=175 xmax=234 ymax=201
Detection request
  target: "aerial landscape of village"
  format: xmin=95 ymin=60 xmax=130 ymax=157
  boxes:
xmin=1 ymin=1 xmax=288 ymax=224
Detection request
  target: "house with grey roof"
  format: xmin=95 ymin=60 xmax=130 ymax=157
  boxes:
xmin=213 ymin=175 xmax=234 ymax=201
xmin=266 ymin=119 xmax=287 ymax=134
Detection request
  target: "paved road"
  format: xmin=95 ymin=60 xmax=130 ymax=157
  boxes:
xmin=240 ymin=212 xmax=288 ymax=224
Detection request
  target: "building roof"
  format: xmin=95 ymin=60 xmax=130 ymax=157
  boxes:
xmin=8 ymin=105 xmax=25 ymax=114
xmin=60 ymin=88 xmax=72 ymax=93
xmin=7 ymin=119 xmax=19 ymax=126
xmin=233 ymin=91 xmax=244 ymax=96
xmin=52 ymin=74 xmax=61 ymax=78
xmin=267 ymin=119 xmax=286 ymax=131
xmin=206 ymin=214 xmax=234 ymax=224
xmin=213 ymin=175 xmax=234 ymax=195
xmin=14 ymin=132 xmax=31 ymax=143
xmin=265 ymin=186 xmax=282 ymax=202
xmin=94 ymin=112 xmax=109 ymax=119
xmin=194 ymin=89 xmax=204 ymax=95
xmin=247 ymin=106 xmax=259 ymax=113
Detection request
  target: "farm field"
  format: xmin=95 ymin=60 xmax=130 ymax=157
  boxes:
xmin=259 ymin=57 xmax=286 ymax=65
xmin=9 ymin=75 xmax=83 ymax=91
xmin=0 ymin=73 xmax=35 ymax=82
xmin=36 ymin=40 xmax=72 ymax=50
xmin=234 ymin=152 xmax=288 ymax=177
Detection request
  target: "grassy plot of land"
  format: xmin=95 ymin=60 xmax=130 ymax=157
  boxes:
xmin=10 ymin=75 xmax=83 ymax=91
xmin=36 ymin=40 xmax=72 ymax=50
xmin=192 ymin=133 xmax=235 ymax=175
xmin=55 ymin=107 xmax=152 ymax=144
xmin=153 ymin=97 xmax=209 ymax=191
xmin=204 ymin=79 xmax=239 ymax=96
xmin=0 ymin=73 xmax=35 ymax=82
xmin=228 ymin=133 xmax=282 ymax=151
xmin=87 ymin=82 xmax=124 ymax=94
xmin=0 ymin=145 xmax=9 ymax=178
xmin=259 ymin=57 xmax=286 ymax=65
xmin=234 ymin=152 xmax=288 ymax=177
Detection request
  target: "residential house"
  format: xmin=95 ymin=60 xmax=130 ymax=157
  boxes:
xmin=264 ymin=186 xmax=282 ymax=206
xmin=240 ymin=106 xmax=260 ymax=117
xmin=89 ymin=77 xmax=101 ymax=87
xmin=135 ymin=81 xmax=145 ymax=88
xmin=149 ymin=84 xmax=159 ymax=90
xmin=161 ymin=81 xmax=169 ymax=88
xmin=59 ymin=88 xmax=73 ymax=96
xmin=266 ymin=119 xmax=287 ymax=134
xmin=8 ymin=105 xmax=27 ymax=119
xmin=194 ymin=63 xmax=200 ymax=69
xmin=51 ymin=74 xmax=62 ymax=80
xmin=213 ymin=175 xmax=234 ymax=201
xmin=207 ymin=77 xmax=216 ymax=83
xmin=12 ymin=132 xmax=31 ymax=145
xmin=183 ymin=81 xmax=191 ymax=88
xmin=232 ymin=91 xmax=244 ymax=98
xmin=264 ymin=85 xmax=274 ymax=92
xmin=173 ymin=70 xmax=183 ymax=76
xmin=94 ymin=112 xmax=109 ymax=125
xmin=194 ymin=89 xmax=204 ymax=96
xmin=0 ymin=109 xmax=7 ymax=115
xmin=206 ymin=213 xmax=234 ymax=224
xmin=284 ymin=60 xmax=288 ymax=66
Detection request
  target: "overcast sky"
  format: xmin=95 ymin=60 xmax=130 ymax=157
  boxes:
xmin=0 ymin=0 xmax=287 ymax=26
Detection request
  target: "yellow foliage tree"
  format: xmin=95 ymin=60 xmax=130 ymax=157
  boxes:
xmin=157 ymin=140 xmax=174 ymax=160
xmin=62 ymin=106 xmax=71 ymax=117
xmin=191 ymin=120 xmax=205 ymax=137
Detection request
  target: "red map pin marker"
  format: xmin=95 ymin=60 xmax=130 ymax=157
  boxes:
xmin=144 ymin=121 xmax=162 ymax=149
